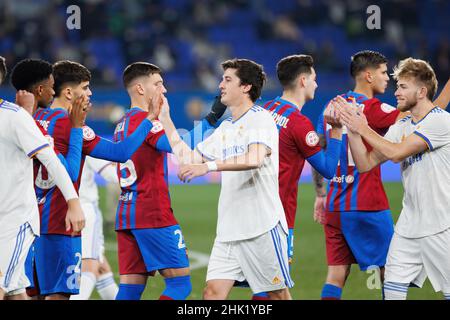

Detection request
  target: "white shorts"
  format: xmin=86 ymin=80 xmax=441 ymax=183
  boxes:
xmin=206 ymin=223 xmax=294 ymax=294
xmin=0 ymin=222 xmax=36 ymax=294
xmin=80 ymin=201 xmax=105 ymax=262
xmin=385 ymin=228 xmax=450 ymax=293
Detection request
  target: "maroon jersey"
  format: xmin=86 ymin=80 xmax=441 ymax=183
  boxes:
xmin=317 ymin=92 xmax=400 ymax=212
xmin=33 ymin=107 xmax=100 ymax=235
xmin=113 ymin=107 xmax=178 ymax=230
xmin=263 ymin=97 xmax=321 ymax=229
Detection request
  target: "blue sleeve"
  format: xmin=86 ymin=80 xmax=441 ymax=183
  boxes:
xmin=90 ymin=119 xmax=153 ymax=162
xmin=155 ymin=118 xmax=215 ymax=153
xmin=61 ymin=128 xmax=83 ymax=181
xmin=316 ymin=109 xmax=325 ymax=135
xmin=306 ymin=138 xmax=341 ymax=179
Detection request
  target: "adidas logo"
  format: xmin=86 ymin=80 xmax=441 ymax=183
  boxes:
xmin=272 ymin=276 xmax=281 ymax=285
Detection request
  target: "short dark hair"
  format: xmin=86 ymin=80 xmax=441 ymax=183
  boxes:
xmin=123 ymin=62 xmax=161 ymax=88
xmin=350 ymin=50 xmax=388 ymax=78
xmin=277 ymin=54 xmax=314 ymax=89
xmin=53 ymin=60 xmax=91 ymax=96
xmin=11 ymin=59 xmax=53 ymax=91
xmin=221 ymin=58 xmax=266 ymax=102
xmin=0 ymin=56 xmax=6 ymax=84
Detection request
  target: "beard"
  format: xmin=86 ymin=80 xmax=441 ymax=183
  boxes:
xmin=397 ymin=95 xmax=418 ymax=112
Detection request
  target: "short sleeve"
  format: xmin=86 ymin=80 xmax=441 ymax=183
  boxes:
xmin=363 ymin=98 xmax=400 ymax=134
xmin=414 ymin=113 xmax=450 ymax=151
xmin=196 ymin=125 xmax=223 ymax=160
xmin=145 ymin=119 xmax=166 ymax=147
xmin=15 ymin=108 xmax=50 ymax=158
xmin=383 ymin=122 xmax=402 ymax=143
xmin=81 ymin=125 xmax=101 ymax=154
xmin=246 ymin=112 xmax=277 ymax=151
xmin=291 ymin=114 xmax=321 ymax=158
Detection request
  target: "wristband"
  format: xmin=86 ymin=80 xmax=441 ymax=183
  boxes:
xmin=206 ymin=161 xmax=218 ymax=172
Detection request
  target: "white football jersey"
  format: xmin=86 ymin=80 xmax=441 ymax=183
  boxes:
xmin=79 ymin=156 xmax=117 ymax=204
xmin=197 ymin=105 xmax=288 ymax=242
xmin=384 ymin=107 xmax=450 ymax=238
xmin=0 ymin=99 xmax=49 ymax=234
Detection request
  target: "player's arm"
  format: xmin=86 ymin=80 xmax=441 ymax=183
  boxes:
xmin=154 ymin=96 xmax=225 ymax=153
xmin=309 ymin=102 xmax=342 ymax=223
xmin=432 ymin=77 xmax=450 ymax=110
xmin=311 ymin=107 xmax=328 ymax=196
xmin=338 ymin=96 xmax=428 ymax=169
xmin=89 ymin=113 xmax=156 ymax=163
xmin=345 ymin=130 xmax=387 ymax=172
xmin=88 ymin=157 xmax=118 ymax=184
xmin=155 ymin=93 xmax=204 ymax=164
xmin=155 ymin=118 xmax=215 ymax=153
xmin=306 ymin=101 xmax=343 ymax=179
xmin=34 ymin=147 xmax=85 ymax=233
xmin=178 ymin=143 xmax=270 ymax=183
xmin=62 ymin=96 xmax=89 ymax=181
xmin=16 ymin=109 xmax=84 ymax=233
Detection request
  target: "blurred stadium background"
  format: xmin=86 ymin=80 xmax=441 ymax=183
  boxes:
xmin=1 ymin=0 xmax=448 ymax=299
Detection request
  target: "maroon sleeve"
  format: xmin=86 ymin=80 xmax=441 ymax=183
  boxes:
xmin=363 ymin=98 xmax=400 ymax=134
xmin=290 ymin=114 xmax=321 ymax=158
xmin=144 ymin=119 xmax=165 ymax=148
xmin=81 ymin=125 xmax=101 ymax=154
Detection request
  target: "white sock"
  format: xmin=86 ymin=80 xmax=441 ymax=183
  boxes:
xmin=444 ymin=292 xmax=450 ymax=300
xmin=71 ymin=272 xmax=97 ymax=300
xmin=96 ymin=272 xmax=118 ymax=300
xmin=383 ymin=282 xmax=408 ymax=300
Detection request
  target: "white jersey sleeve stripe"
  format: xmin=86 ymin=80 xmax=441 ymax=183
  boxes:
xmin=247 ymin=141 xmax=272 ymax=152
xmin=27 ymin=143 xmax=50 ymax=158
xmin=413 ymin=131 xmax=433 ymax=150
xmin=195 ymin=145 xmax=215 ymax=161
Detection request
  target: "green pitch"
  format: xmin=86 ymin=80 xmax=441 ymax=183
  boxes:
xmin=95 ymin=182 xmax=441 ymax=300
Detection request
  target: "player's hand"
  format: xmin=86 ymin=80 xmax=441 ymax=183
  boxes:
xmin=69 ymin=96 xmax=90 ymax=128
xmin=336 ymin=96 xmax=368 ymax=134
xmin=159 ymin=94 xmax=171 ymax=121
xmin=178 ymin=164 xmax=209 ymax=183
xmin=65 ymin=198 xmax=85 ymax=235
xmin=323 ymin=99 xmax=342 ymax=128
xmin=313 ymin=196 xmax=326 ymax=224
xmin=205 ymin=96 xmax=227 ymax=126
xmin=148 ymin=88 xmax=163 ymax=120
xmin=16 ymin=90 xmax=35 ymax=115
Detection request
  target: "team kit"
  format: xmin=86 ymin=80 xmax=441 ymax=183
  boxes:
xmin=0 ymin=51 xmax=449 ymax=301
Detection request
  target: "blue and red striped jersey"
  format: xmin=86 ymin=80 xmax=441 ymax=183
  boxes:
xmin=33 ymin=107 xmax=100 ymax=235
xmin=317 ymin=91 xmax=400 ymax=212
xmin=263 ymin=97 xmax=321 ymax=229
xmin=113 ymin=107 xmax=178 ymax=230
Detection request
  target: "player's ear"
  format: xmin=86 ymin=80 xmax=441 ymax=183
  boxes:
xmin=365 ymin=70 xmax=373 ymax=83
xmin=299 ymin=75 xmax=308 ymax=88
xmin=136 ymin=83 xmax=145 ymax=96
xmin=417 ymin=86 xmax=427 ymax=100
xmin=36 ymin=84 xmax=43 ymax=97
xmin=63 ymin=86 xmax=73 ymax=100
xmin=241 ymin=83 xmax=252 ymax=95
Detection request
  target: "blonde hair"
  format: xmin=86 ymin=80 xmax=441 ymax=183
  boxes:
xmin=392 ymin=58 xmax=438 ymax=101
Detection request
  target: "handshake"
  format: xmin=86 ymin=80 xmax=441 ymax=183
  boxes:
xmin=323 ymin=95 xmax=368 ymax=134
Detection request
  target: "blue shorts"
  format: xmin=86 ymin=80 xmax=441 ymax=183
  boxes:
xmin=325 ymin=210 xmax=394 ymax=271
xmin=33 ymin=234 xmax=82 ymax=295
xmin=24 ymin=240 xmax=35 ymax=289
xmin=117 ymin=225 xmax=190 ymax=275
